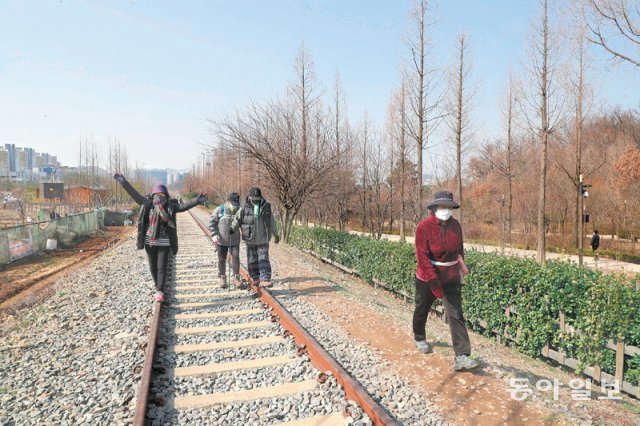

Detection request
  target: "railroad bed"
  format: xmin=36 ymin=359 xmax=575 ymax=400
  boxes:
xmin=139 ymin=212 xmax=383 ymax=425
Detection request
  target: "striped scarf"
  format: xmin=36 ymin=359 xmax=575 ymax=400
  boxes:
xmin=147 ymin=198 xmax=175 ymax=242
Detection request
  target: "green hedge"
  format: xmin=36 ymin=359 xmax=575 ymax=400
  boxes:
xmin=288 ymin=226 xmax=416 ymax=296
xmin=288 ymin=225 xmax=640 ymax=385
xmin=598 ymin=249 xmax=640 ymax=265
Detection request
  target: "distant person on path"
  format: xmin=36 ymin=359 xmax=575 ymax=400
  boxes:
xmin=236 ymin=187 xmax=280 ymax=287
xmin=113 ymin=173 xmax=208 ymax=302
xmin=591 ymin=229 xmax=600 ymax=261
xmin=413 ymin=191 xmax=479 ymax=371
xmin=208 ymin=192 xmax=243 ymax=289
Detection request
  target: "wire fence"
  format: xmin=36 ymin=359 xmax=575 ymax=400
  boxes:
xmin=0 ymin=210 xmax=104 ymax=265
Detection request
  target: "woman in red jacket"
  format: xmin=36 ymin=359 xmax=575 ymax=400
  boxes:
xmin=413 ymin=191 xmax=479 ymax=371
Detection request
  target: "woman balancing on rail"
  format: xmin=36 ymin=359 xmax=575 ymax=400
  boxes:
xmin=413 ymin=191 xmax=479 ymax=371
xmin=113 ymin=173 xmax=208 ymax=302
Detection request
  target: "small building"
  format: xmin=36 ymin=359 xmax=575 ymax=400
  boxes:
xmin=64 ymin=186 xmax=108 ymax=206
xmin=37 ymin=182 xmax=65 ymax=201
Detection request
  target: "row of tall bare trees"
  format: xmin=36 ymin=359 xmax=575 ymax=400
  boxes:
xmin=61 ymin=138 xmax=156 ymax=207
xmin=200 ymin=0 xmax=639 ymax=259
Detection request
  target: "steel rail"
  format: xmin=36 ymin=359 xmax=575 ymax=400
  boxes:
xmin=133 ymin=303 xmax=162 ymax=425
xmin=188 ymin=209 xmax=398 ymax=426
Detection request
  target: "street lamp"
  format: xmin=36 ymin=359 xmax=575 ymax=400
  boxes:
xmin=578 ymin=173 xmax=592 ymax=267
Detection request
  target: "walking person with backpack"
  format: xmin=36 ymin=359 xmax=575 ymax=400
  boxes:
xmin=413 ymin=191 xmax=479 ymax=371
xmin=236 ymin=187 xmax=280 ymax=287
xmin=208 ymin=192 xmax=243 ymax=289
xmin=113 ymin=173 xmax=208 ymax=302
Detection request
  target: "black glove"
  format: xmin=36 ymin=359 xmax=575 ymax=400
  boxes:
xmin=113 ymin=173 xmax=125 ymax=184
xmin=274 ymin=235 xmax=280 ymax=244
xmin=197 ymin=193 xmax=208 ymax=204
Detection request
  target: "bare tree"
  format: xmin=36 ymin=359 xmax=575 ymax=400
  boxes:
xmin=367 ymin=122 xmax=391 ymax=239
xmin=357 ymin=114 xmax=371 ymax=230
xmin=503 ymin=77 xmax=517 ymax=246
xmin=481 ymin=75 xmax=519 ymax=246
xmin=556 ymin=28 xmax=593 ymax=249
xmin=107 ymin=138 xmax=130 ymax=204
xmin=214 ymin=47 xmax=341 ymax=242
xmin=331 ymin=72 xmax=356 ymax=231
xmin=405 ymin=0 xmax=443 ymax=221
xmin=446 ymin=33 xmax=475 ymax=222
xmin=397 ymin=78 xmax=412 ymax=241
xmin=521 ymin=0 xmax=564 ymax=263
xmin=385 ymin=78 xmax=414 ymax=241
xmin=581 ymin=0 xmax=640 ymax=67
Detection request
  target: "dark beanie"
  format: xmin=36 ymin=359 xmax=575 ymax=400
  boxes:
xmin=248 ymin=187 xmax=262 ymax=198
xmin=228 ymin=192 xmax=240 ymax=203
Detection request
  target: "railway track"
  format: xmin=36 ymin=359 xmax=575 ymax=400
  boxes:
xmin=133 ymin=210 xmax=397 ymax=425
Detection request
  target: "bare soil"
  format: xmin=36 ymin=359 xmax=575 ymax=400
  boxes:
xmin=0 ymin=226 xmax=132 ymax=323
xmin=269 ymin=242 xmax=640 ymax=426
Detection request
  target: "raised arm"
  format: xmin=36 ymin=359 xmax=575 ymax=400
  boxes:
xmin=176 ymin=193 xmax=208 ymax=212
xmin=113 ymin=174 xmax=146 ymax=205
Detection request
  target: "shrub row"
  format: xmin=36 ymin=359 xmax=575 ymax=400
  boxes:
xmin=288 ymin=225 xmax=640 ymax=385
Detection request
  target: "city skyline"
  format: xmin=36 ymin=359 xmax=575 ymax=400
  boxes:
xmin=0 ymin=143 xmax=60 ymax=180
xmin=0 ymin=141 xmax=191 ymax=186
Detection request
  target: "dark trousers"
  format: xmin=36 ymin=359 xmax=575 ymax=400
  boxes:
xmin=144 ymin=245 xmax=171 ymax=292
xmin=247 ymin=244 xmax=271 ymax=282
xmin=412 ymin=277 xmax=471 ymax=356
xmin=217 ymin=245 xmax=240 ymax=276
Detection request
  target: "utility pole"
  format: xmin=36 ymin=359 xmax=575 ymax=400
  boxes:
xmin=500 ymin=194 xmax=505 ymax=255
xmin=578 ymin=173 xmax=592 ymax=267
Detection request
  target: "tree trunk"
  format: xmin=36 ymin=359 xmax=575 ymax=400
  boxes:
xmin=573 ymin=35 xmax=585 ymax=250
xmin=400 ymin=81 xmax=408 ymax=242
xmin=455 ymin=34 xmax=465 ymax=222
xmin=414 ymin=0 xmax=427 ymax=220
xmin=573 ymin=189 xmax=580 ymax=248
xmin=280 ymin=207 xmax=298 ymax=243
xmin=506 ymin=77 xmax=514 ymax=246
xmin=536 ymin=128 xmax=549 ymax=263
xmin=536 ymin=0 xmax=550 ymax=264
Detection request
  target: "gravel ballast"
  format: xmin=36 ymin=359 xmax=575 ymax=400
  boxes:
xmin=272 ymin=290 xmax=447 ymax=426
xmin=0 ymin=237 xmax=153 ymax=425
xmin=144 ymin=213 xmax=372 ymax=425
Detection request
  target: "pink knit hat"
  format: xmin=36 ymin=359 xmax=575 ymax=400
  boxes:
xmin=151 ymin=183 xmax=168 ymax=195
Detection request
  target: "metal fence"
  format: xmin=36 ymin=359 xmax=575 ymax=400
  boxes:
xmin=0 ymin=210 xmax=104 ymax=265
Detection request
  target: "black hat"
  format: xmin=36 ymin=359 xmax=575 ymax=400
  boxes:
xmin=427 ymin=191 xmax=460 ymax=210
xmin=228 ymin=192 xmax=240 ymax=203
xmin=248 ymin=187 xmax=262 ymax=198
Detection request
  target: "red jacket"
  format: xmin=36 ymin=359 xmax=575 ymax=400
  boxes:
xmin=415 ymin=213 xmax=464 ymax=284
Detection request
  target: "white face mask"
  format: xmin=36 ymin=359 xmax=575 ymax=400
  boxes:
xmin=435 ymin=208 xmax=452 ymax=221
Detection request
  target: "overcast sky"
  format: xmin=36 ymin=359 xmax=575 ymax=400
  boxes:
xmin=1 ymin=0 xmax=638 ymax=171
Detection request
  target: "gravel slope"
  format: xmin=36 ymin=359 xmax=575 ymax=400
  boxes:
xmin=0 ymin=235 xmax=151 ymax=426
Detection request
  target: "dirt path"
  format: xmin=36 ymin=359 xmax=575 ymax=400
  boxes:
xmin=0 ymin=226 xmax=131 ymax=324
xmin=268 ymin=243 xmax=640 ymax=425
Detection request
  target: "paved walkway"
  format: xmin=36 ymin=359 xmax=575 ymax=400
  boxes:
xmin=348 ymin=230 xmax=640 ymax=275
